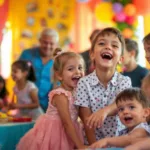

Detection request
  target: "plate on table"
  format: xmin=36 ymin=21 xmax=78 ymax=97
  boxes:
xmin=12 ymin=117 xmax=32 ymax=122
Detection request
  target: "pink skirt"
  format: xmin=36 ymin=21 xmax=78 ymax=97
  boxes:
xmin=17 ymin=114 xmax=83 ymax=150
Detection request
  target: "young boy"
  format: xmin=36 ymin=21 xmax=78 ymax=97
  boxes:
xmin=75 ymin=27 xmax=131 ymax=144
xmin=125 ymin=33 xmax=150 ymax=150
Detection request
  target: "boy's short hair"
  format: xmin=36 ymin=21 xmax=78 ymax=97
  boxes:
xmin=115 ymin=88 xmax=150 ymax=108
xmin=89 ymin=29 xmax=101 ymax=42
xmin=91 ymin=27 xmax=125 ymax=55
xmin=143 ymin=33 xmax=150 ymax=44
xmin=125 ymin=38 xmax=139 ymax=59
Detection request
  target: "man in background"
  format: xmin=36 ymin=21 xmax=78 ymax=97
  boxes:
xmin=19 ymin=28 xmax=59 ymax=112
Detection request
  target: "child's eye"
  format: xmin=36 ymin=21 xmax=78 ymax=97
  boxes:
xmin=78 ymin=66 xmax=83 ymax=70
xmin=98 ymin=42 xmax=105 ymax=46
xmin=118 ymin=107 xmax=124 ymax=112
xmin=68 ymin=68 xmax=73 ymax=71
xmin=129 ymin=106 xmax=135 ymax=110
xmin=112 ymin=45 xmax=118 ymax=48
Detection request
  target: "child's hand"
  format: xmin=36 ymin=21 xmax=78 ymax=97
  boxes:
xmin=86 ymin=107 xmax=108 ymax=128
xmin=125 ymin=145 xmax=140 ymax=150
xmin=77 ymin=145 xmax=89 ymax=149
xmin=90 ymin=138 xmax=109 ymax=149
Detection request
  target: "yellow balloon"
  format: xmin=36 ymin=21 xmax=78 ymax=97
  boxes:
xmin=95 ymin=2 xmax=114 ymax=23
xmin=0 ymin=0 xmax=4 ymax=6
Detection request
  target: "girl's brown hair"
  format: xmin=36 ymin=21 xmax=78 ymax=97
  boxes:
xmin=91 ymin=27 xmax=125 ymax=55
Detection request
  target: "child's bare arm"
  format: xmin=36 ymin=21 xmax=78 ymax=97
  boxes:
xmin=86 ymin=103 xmax=117 ymax=128
xmin=53 ymin=94 xmax=87 ymax=149
xmin=79 ymin=107 xmax=97 ymax=144
xmin=125 ymin=138 xmax=150 ymax=150
xmin=90 ymin=128 xmax=149 ymax=148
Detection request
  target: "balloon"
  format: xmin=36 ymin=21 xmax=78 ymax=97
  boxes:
xmin=0 ymin=0 xmax=4 ymax=6
xmin=115 ymin=12 xmax=126 ymax=22
xmin=112 ymin=2 xmax=123 ymax=13
xmin=88 ymin=0 xmax=101 ymax=12
xmin=117 ymin=23 xmax=129 ymax=31
xmin=125 ymin=16 xmax=135 ymax=25
xmin=124 ymin=3 xmax=136 ymax=16
xmin=122 ymin=28 xmax=133 ymax=38
xmin=133 ymin=0 xmax=150 ymax=15
xmin=95 ymin=2 xmax=114 ymax=23
xmin=77 ymin=0 xmax=89 ymax=3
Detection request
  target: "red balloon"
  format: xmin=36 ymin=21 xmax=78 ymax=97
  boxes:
xmin=88 ymin=0 xmax=101 ymax=12
xmin=133 ymin=0 xmax=150 ymax=15
xmin=125 ymin=16 xmax=135 ymax=25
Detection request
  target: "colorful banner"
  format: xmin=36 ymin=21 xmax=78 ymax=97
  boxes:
xmin=0 ymin=0 xmax=9 ymax=43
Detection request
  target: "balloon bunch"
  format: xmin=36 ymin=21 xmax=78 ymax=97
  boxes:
xmin=111 ymin=0 xmax=137 ymax=38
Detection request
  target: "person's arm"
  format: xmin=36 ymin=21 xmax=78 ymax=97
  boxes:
xmin=86 ymin=103 xmax=117 ymax=129
xmin=90 ymin=128 xmax=149 ymax=148
xmin=53 ymin=94 xmax=87 ymax=149
xmin=10 ymin=89 xmax=39 ymax=109
xmin=74 ymin=78 xmax=96 ymax=144
xmin=79 ymin=107 xmax=96 ymax=144
xmin=125 ymin=138 xmax=150 ymax=150
xmin=87 ymin=76 xmax=132 ymax=129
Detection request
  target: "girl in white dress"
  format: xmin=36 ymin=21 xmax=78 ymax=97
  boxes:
xmin=9 ymin=60 xmax=43 ymax=120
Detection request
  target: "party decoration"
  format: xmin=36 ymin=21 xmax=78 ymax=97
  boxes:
xmin=114 ymin=12 xmax=126 ymax=22
xmin=133 ymin=0 xmax=150 ymax=15
xmin=77 ymin=0 xmax=89 ymax=3
xmin=111 ymin=0 xmax=138 ymax=38
xmin=125 ymin=16 xmax=135 ymax=25
xmin=112 ymin=2 xmax=123 ymax=13
xmin=124 ymin=3 xmax=136 ymax=16
xmin=0 ymin=0 xmax=4 ymax=6
xmin=88 ymin=0 xmax=101 ymax=12
xmin=111 ymin=0 xmax=132 ymax=6
xmin=95 ymin=2 xmax=114 ymax=23
xmin=0 ymin=0 xmax=8 ymax=43
xmin=122 ymin=28 xmax=133 ymax=38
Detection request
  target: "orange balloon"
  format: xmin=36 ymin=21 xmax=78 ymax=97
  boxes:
xmin=122 ymin=28 xmax=133 ymax=38
xmin=133 ymin=0 xmax=150 ymax=15
xmin=124 ymin=4 xmax=136 ymax=16
xmin=88 ymin=0 xmax=101 ymax=12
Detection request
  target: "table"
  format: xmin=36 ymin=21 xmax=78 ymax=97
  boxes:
xmin=0 ymin=122 xmax=34 ymax=150
xmin=0 ymin=122 xmax=123 ymax=150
